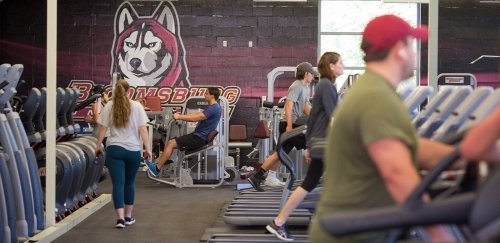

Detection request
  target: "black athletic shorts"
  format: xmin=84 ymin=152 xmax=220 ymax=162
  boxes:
xmin=175 ymin=133 xmax=207 ymax=152
xmin=278 ymin=121 xmax=306 ymax=154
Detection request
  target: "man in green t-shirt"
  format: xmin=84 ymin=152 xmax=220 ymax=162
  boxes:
xmin=309 ymin=15 xmax=458 ymax=242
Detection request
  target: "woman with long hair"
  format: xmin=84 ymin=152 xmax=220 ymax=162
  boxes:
xmin=96 ymin=79 xmax=152 ymax=228
xmin=266 ymin=52 xmax=345 ymax=241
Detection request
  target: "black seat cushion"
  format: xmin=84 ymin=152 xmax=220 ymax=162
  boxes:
xmin=185 ymin=130 xmax=218 ymax=155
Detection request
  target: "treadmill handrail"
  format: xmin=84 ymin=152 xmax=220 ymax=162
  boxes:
xmin=276 ymin=125 xmax=307 ymax=190
xmin=406 ymin=148 xmax=461 ymax=209
xmin=439 ymin=128 xmax=467 ymax=145
xmin=320 ymin=193 xmax=474 ymax=237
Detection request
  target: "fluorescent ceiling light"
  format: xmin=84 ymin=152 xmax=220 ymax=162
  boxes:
xmin=383 ymin=0 xmax=429 ymax=3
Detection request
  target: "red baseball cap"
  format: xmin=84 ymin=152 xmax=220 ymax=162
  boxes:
xmin=362 ymin=14 xmax=428 ymax=55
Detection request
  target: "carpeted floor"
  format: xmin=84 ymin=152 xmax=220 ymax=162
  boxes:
xmin=53 ymin=171 xmax=239 ymax=243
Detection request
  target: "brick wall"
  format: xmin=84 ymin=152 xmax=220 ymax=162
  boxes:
xmin=421 ymin=0 xmax=500 ymax=87
xmin=0 ymin=0 xmax=318 ymax=167
xmin=1 ymin=0 xmax=498 ymax=166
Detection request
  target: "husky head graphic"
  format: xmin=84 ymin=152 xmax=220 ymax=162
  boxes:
xmin=111 ymin=1 xmax=190 ymax=87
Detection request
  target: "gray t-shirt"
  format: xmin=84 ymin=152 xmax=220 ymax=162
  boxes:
xmin=98 ymin=100 xmax=149 ymax=151
xmin=282 ymin=80 xmax=310 ymax=123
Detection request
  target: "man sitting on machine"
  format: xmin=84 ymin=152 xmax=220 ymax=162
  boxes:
xmin=146 ymin=87 xmax=222 ymax=177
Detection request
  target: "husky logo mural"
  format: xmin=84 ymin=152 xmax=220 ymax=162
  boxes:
xmin=110 ymin=1 xmax=190 ymax=87
xmin=71 ymin=1 xmax=242 ymax=130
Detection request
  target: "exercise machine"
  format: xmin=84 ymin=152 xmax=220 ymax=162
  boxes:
xmin=147 ymin=96 xmax=235 ymax=188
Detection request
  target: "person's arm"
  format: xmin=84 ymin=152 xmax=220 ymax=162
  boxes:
xmin=284 ymin=99 xmax=294 ymax=132
xmin=139 ymin=125 xmax=152 ymax=160
xmin=303 ymin=101 xmax=311 ymax=116
xmin=84 ymin=102 xmax=98 ymax=124
xmin=91 ymin=102 xmax=101 ymax=124
xmin=95 ymin=126 xmax=107 ymax=155
xmin=460 ymin=108 xmax=500 ymax=162
xmin=368 ymin=138 xmax=455 ymax=241
xmin=417 ymin=138 xmax=459 ymax=170
xmin=173 ymin=111 xmax=206 ymax=122
xmin=95 ymin=103 xmax=109 ymax=154
xmin=368 ymin=138 xmax=421 ymax=204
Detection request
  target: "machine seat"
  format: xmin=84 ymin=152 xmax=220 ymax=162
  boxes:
xmin=185 ymin=130 xmax=218 ymax=155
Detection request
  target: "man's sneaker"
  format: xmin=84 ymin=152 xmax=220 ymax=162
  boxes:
xmin=266 ymin=220 xmax=294 ymax=241
xmin=264 ymin=176 xmax=286 ymax=187
xmin=125 ymin=217 xmax=135 ymax=226
xmin=247 ymin=175 xmax=264 ymax=192
xmin=145 ymin=160 xmax=159 ymax=177
xmin=115 ymin=219 xmax=126 ymax=228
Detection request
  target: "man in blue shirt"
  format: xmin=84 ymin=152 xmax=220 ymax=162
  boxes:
xmin=146 ymin=87 xmax=221 ymax=176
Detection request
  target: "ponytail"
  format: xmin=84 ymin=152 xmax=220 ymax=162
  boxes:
xmin=111 ymin=79 xmax=131 ymax=128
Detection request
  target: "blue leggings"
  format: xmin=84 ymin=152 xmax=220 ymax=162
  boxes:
xmin=105 ymin=145 xmax=141 ymax=209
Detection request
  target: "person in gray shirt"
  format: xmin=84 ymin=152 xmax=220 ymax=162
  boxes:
xmin=248 ymin=62 xmax=315 ymax=190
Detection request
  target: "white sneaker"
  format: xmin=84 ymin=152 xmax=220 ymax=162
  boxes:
xmin=241 ymin=166 xmax=255 ymax=172
xmin=264 ymin=176 xmax=285 ymax=187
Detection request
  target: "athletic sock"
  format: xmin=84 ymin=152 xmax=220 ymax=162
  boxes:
xmin=254 ymin=168 xmax=267 ymax=180
xmin=274 ymin=219 xmax=282 ymax=227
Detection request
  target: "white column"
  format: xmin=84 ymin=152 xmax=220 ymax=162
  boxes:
xmin=46 ymin=0 xmax=57 ymax=227
xmin=428 ymin=0 xmax=439 ymax=94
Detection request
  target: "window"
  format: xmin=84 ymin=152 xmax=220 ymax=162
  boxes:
xmin=319 ymin=0 xmax=421 ymax=90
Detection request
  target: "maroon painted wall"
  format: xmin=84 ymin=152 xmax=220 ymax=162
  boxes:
xmin=0 ymin=0 xmax=318 ymax=166
xmin=0 ymin=0 xmax=318 ymax=93
xmin=1 ymin=0 xmax=498 ymax=166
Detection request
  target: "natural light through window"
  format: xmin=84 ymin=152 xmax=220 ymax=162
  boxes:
xmin=319 ymin=0 xmax=421 ymax=88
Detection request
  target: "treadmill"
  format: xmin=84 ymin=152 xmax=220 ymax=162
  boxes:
xmin=458 ymin=88 xmax=500 ymax=133
xmin=412 ymin=87 xmax=454 ymax=128
xmin=223 ymin=125 xmax=314 ymax=226
xmin=418 ymin=86 xmax=472 ymax=138
xmin=431 ymin=87 xmax=492 ymax=141
xmin=208 ymin=126 xmax=323 ymax=242
xmin=404 ymin=86 xmax=433 ymax=119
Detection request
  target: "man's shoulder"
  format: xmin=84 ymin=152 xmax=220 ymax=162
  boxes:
xmin=211 ymin=103 xmax=221 ymax=110
xmin=289 ymin=80 xmax=304 ymax=88
xmin=205 ymin=103 xmax=221 ymax=114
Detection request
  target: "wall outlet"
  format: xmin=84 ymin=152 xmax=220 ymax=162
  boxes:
xmin=248 ymin=41 xmax=253 ymax=47
xmin=222 ymin=40 xmax=227 ymax=47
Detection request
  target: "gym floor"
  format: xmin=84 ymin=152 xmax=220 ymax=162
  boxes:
xmin=53 ymin=170 xmax=239 ymax=243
